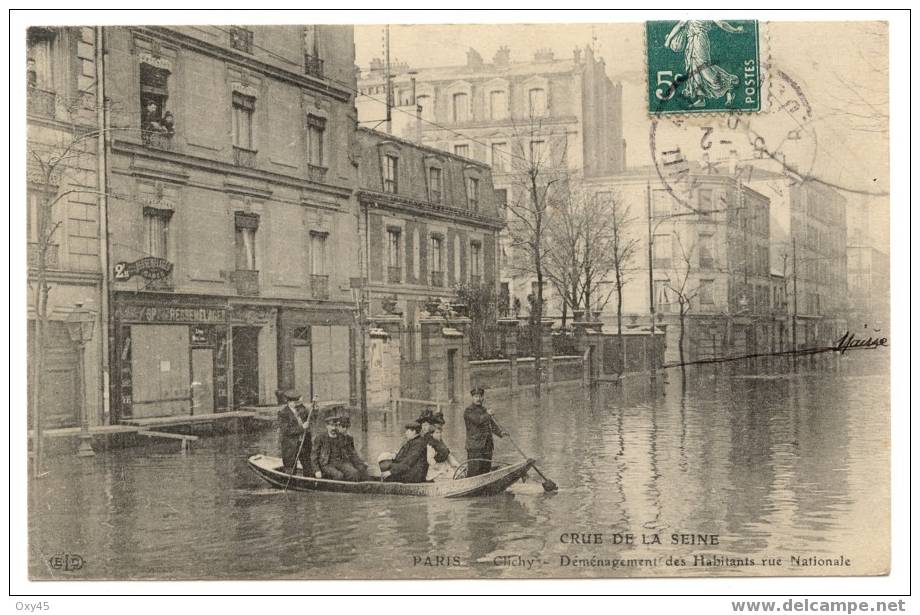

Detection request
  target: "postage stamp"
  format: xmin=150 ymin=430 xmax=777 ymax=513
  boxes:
xmin=647 ymin=20 xmax=761 ymax=114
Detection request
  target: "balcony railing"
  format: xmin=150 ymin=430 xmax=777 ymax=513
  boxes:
xmin=311 ymin=274 xmax=329 ymax=300
xmin=27 ymin=242 xmax=59 ymax=269
xmin=142 ymin=130 xmax=175 ymax=151
xmin=307 ymin=164 xmax=328 ymax=183
xmin=387 ymin=266 xmax=402 ymax=284
xmin=304 ymin=54 xmax=324 ymax=78
xmin=232 ymin=269 xmax=260 ymax=296
xmin=233 ymin=146 xmax=257 ymax=168
xmin=27 ymin=87 xmax=56 ymax=118
xmin=430 ymin=270 xmax=444 ymax=287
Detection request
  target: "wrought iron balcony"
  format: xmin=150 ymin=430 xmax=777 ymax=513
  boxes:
xmin=232 ymin=269 xmax=260 ymax=296
xmin=304 ymin=54 xmax=324 ymax=78
xmin=387 ymin=266 xmax=402 ymax=284
xmin=27 ymin=87 xmax=56 ymax=119
xmin=233 ymin=146 xmax=257 ymax=168
xmin=27 ymin=242 xmax=59 ymax=269
xmin=142 ymin=130 xmax=175 ymax=151
xmin=430 ymin=270 xmax=444 ymax=287
xmin=311 ymin=274 xmax=329 ymax=300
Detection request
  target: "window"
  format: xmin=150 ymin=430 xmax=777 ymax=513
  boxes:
xmin=229 ymin=26 xmax=253 ymax=53
xmin=654 ymin=280 xmax=671 ymax=310
xmin=416 ymin=95 xmax=432 ymax=121
xmin=466 ymin=177 xmax=480 ymax=210
xmin=144 ymin=208 xmax=171 ymax=259
xmin=489 ymin=90 xmax=507 ymax=120
xmin=427 ymin=167 xmax=442 ymax=203
xmin=307 ymin=115 xmax=326 ymax=166
xmin=491 ymin=142 xmax=509 ymax=172
xmin=529 ymin=140 xmax=546 ymax=164
xmin=27 ymin=28 xmax=54 ymax=90
xmin=698 ymin=233 xmax=714 ymax=269
xmin=232 ymin=93 xmax=255 ymax=150
xmin=528 ymin=88 xmax=546 ymax=116
xmin=140 ymin=62 xmax=172 ymax=135
xmin=653 ymin=190 xmax=672 ymax=215
xmin=27 ymin=190 xmax=43 ymax=242
xmin=454 ymin=143 xmax=470 ymax=158
xmin=653 ymin=234 xmax=671 ymax=268
xmin=430 ymin=235 xmax=444 ymax=286
xmin=470 ymin=242 xmax=482 ymax=280
xmin=699 ymin=279 xmax=714 ymax=305
xmin=310 ymin=232 xmax=327 ymax=275
xmin=384 ymin=155 xmax=398 ymax=193
xmin=494 ymin=188 xmax=508 ymax=208
xmin=235 ymin=212 xmax=259 ymax=270
xmin=452 ymin=92 xmax=469 ymax=123
xmin=387 ymin=228 xmax=401 ymax=283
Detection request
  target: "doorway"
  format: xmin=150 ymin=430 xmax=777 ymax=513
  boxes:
xmin=232 ymin=326 xmax=260 ymax=407
xmin=191 ymin=347 xmax=215 ymax=415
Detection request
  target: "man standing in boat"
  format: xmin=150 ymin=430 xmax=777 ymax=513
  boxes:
xmin=464 ymin=387 xmax=504 ymax=477
xmin=277 ymin=390 xmax=312 ymax=476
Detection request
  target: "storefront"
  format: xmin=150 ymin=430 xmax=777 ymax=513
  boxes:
xmin=277 ymin=307 xmax=355 ymax=406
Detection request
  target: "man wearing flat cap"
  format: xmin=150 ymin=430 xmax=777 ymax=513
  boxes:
xmin=464 ymin=387 xmax=504 ymax=477
xmin=311 ymin=405 xmax=365 ymax=481
xmin=277 ymin=389 xmax=312 ymax=476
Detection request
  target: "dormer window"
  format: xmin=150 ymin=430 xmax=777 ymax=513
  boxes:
xmin=428 ymin=167 xmax=442 ymax=203
xmin=384 ymin=154 xmax=398 ymax=193
xmin=466 ymin=177 xmax=480 ymax=210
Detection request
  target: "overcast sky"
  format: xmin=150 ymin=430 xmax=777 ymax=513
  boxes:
xmin=355 ymin=21 xmax=889 ymax=249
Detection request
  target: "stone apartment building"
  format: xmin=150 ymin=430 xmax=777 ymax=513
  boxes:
xmin=103 ymin=25 xmax=361 ymax=420
xmin=355 ymin=127 xmax=503 ymax=404
xmin=586 ymin=168 xmax=776 ymax=364
xmin=356 ymin=45 xmax=626 ymax=314
xmin=747 ymin=168 xmax=848 ymax=348
xmin=27 ymin=26 xmax=106 ymax=429
xmin=846 ymin=245 xmax=889 ymax=332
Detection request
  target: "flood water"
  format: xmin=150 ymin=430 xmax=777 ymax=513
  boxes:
xmin=29 ymin=357 xmax=889 ymax=580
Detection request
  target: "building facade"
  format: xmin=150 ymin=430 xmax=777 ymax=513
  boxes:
xmin=356 ymin=45 xmax=626 ymax=313
xmin=27 ymin=26 xmax=106 ymax=429
xmin=355 ymin=127 xmax=504 ymax=404
xmin=846 ymin=245 xmax=889 ymax=332
xmin=104 ymin=25 xmax=360 ymax=420
xmin=586 ymin=168 xmax=777 ymax=364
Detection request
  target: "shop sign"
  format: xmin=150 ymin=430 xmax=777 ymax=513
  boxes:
xmin=115 ymin=304 xmax=227 ymax=323
xmin=114 ymin=257 xmax=173 ymax=281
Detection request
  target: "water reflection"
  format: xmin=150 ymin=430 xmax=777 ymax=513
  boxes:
xmin=30 ymin=363 xmax=889 ymax=579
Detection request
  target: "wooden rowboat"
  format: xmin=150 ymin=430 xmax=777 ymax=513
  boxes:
xmin=247 ymin=454 xmax=534 ymax=497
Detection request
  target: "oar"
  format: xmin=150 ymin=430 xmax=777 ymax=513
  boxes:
xmin=283 ymin=397 xmax=317 ymax=492
xmin=490 ymin=416 xmax=558 ymax=492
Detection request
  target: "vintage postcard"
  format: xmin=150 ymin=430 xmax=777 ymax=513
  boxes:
xmin=19 ymin=15 xmax=892 ymax=584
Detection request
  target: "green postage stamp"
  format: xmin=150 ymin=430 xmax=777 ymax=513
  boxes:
xmin=646 ymin=20 xmax=760 ymax=114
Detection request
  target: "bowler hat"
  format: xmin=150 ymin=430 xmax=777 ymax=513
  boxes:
xmin=283 ymin=389 xmax=303 ymax=402
xmin=470 ymin=387 xmax=485 ymax=396
xmin=322 ymin=406 xmax=341 ymax=424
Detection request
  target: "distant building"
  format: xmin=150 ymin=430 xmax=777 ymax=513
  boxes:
xmin=355 ymin=127 xmax=504 ymax=402
xmin=586 ymin=167 xmax=775 ymax=364
xmin=104 ymin=25 xmax=360 ymax=420
xmin=846 ymin=245 xmax=889 ymax=332
xmin=27 ymin=26 xmax=105 ymax=429
xmin=357 ymin=45 xmax=626 ymax=314
xmin=747 ymin=169 xmax=848 ymax=348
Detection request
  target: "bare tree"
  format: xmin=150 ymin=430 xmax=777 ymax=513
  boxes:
xmin=663 ymin=232 xmax=700 ymax=367
xmin=504 ymin=112 xmax=568 ymax=397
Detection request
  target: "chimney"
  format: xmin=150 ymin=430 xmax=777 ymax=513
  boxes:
xmin=534 ymin=48 xmax=555 ymax=63
xmin=493 ymin=45 xmax=511 ymax=67
xmin=466 ymin=48 xmax=483 ymax=69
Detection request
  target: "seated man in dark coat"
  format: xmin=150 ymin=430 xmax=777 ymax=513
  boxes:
xmin=311 ymin=406 xmax=364 ymax=482
xmin=336 ymin=412 xmax=369 ymax=481
xmin=381 ymin=422 xmax=429 ymax=483
xmin=277 ymin=390 xmax=312 ymax=476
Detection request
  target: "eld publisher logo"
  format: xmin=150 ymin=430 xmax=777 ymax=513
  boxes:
xmin=48 ymin=553 xmax=85 ymax=572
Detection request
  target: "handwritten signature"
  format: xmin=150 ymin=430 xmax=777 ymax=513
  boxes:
xmin=834 ymin=331 xmax=888 ymax=355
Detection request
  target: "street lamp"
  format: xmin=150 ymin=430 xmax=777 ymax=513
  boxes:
xmin=66 ymin=302 xmax=96 ymax=457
